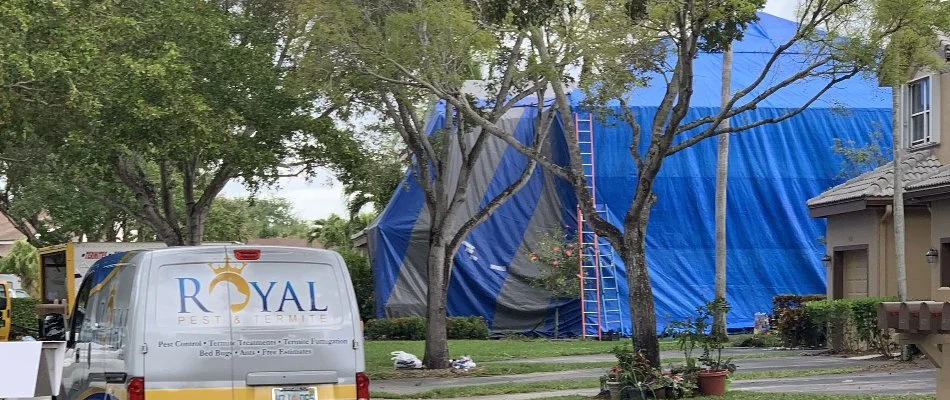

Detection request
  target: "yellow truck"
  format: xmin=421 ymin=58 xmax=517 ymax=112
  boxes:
xmin=0 ymin=279 xmax=10 ymax=341
xmin=38 ymin=242 xmax=167 ymax=316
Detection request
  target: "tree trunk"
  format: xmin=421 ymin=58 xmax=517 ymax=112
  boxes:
xmin=423 ymin=242 xmax=451 ymax=369
xmin=185 ymin=207 xmax=208 ymax=246
xmin=622 ymin=208 xmax=660 ymax=367
xmin=554 ymin=306 xmax=560 ymax=340
xmin=892 ymin=85 xmax=907 ymax=302
xmin=712 ymin=46 xmax=732 ymax=340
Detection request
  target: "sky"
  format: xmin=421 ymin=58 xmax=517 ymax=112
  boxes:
xmin=221 ymin=0 xmax=801 ymax=222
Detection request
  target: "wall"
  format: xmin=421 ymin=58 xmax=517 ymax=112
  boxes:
xmin=882 ymin=207 xmax=932 ymax=299
xmin=931 ymin=199 xmax=950 ymax=300
xmin=825 ymin=210 xmax=881 ymax=298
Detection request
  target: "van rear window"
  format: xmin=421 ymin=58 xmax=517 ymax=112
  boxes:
xmin=156 ymin=261 xmax=346 ymax=328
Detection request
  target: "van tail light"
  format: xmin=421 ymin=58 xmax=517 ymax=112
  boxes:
xmin=127 ymin=376 xmax=145 ymax=400
xmin=356 ymin=372 xmax=370 ymax=400
xmin=233 ymin=249 xmax=261 ymax=260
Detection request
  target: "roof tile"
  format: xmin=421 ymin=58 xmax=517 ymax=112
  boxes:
xmin=807 ymin=151 xmax=942 ymax=208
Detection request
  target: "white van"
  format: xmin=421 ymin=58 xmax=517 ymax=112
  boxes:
xmin=41 ymin=245 xmax=369 ymax=400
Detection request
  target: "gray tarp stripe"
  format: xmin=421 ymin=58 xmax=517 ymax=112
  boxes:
xmin=385 ymin=107 xmax=528 ymax=317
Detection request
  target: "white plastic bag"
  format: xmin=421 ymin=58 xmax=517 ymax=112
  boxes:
xmin=391 ymin=351 xmax=422 ymax=369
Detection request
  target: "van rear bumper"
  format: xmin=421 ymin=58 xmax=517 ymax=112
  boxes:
xmin=144 ymin=384 xmax=357 ymax=400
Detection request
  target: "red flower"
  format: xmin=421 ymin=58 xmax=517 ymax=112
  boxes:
xmin=565 ymin=250 xmax=573 ymax=256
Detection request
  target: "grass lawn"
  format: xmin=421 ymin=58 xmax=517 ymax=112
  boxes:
xmin=365 ymin=338 xmax=793 ymax=380
xmin=370 ymin=367 xmax=875 ymax=399
xmin=366 ymin=338 xmax=678 ymax=378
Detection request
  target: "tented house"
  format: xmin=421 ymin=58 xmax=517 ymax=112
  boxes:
xmin=367 ymin=13 xmax=893 ymax=337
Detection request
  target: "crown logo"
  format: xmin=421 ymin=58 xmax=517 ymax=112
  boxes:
xmin=208 ymin=256 xmax=247 ymax=276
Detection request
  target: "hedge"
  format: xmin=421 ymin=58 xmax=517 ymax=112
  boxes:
xmin=772 ymin=294 xmax=826 ymax=348
xmin=365 ymin=316 xmax=489 ymax=340
xmin=804 ymin=297 xmax=896 ymax=354
xmin=10 ymin=297 xmax=39 ymax=339
xmin=339 ymin=248 xmax=374 ymax=322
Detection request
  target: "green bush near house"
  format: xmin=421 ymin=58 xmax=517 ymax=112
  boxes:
xmin=339 ymin=248 xmax=374 ymax=322
xmin=366 ymin=316 xmax=489 ymax=340
xmin=803 ymin=297 xmax=896 ymax=355
xmin=10 ymin=297 xmax=39 ymax=338
xmin=773 ymin=294 xmax=826 ymax=348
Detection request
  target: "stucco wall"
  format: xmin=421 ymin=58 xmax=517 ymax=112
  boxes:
xmin=931 ymin=199 xmax=950 ymax=299
xmin=825 ymin=210 xmax=880 ymax=298
xmin=882 ymin=208 xmax=932 ymax=300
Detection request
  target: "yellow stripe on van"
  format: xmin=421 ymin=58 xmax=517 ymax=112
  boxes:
xmin=145 ymin=384 xmax=358 ymax=400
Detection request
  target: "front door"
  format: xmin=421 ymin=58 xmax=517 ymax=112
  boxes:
xmin=842 ymin=250 xmax=869 ymax=298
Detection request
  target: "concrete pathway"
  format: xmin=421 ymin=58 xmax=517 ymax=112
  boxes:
xmin=731 ymin=368 xmax=934 ymax=396
xmin=494 ymin=347 xmax=819 ymax=364
xmin=372 ymin=355 xmax=888 ymax=395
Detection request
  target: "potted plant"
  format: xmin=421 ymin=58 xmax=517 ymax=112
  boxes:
xmin=605 ymin=365 xmax=623 ymax=400
xmin=697 ymin=299 xmax=736 ymax=396
xmin=612 ymin=346 xmax=656 ymax=400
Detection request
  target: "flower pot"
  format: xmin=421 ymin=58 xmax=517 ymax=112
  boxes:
xmin=620 ymin=386 xmax=648 ymax=400
xmin=607 ymin=381 xmax=623 ymax=400
xmin=653 ymin=387 xmax=676 ymax=399
xmin=697 ymin=369 xmax=728 ymax=396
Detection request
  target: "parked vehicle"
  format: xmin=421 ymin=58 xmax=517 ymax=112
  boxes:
xmin=0 ymin=280 xmax=10 ymax=341
xmin=37 ymin=242 xmax=168 ymax=317
xmin=41 ymin=245 xmax=368 ymax=400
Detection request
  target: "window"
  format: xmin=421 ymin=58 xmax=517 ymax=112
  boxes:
xmin=69 ymin=276 xmax=93 ymax=346
xmin=906 ymin=76 xmax=933 ymax=147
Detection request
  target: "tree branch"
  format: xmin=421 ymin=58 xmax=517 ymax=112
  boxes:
xmin=668 ymin=68 xmax=861 ymax=155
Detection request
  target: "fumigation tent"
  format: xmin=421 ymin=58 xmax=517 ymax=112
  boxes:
xmin=367 ymin=13 xmax=893 ymax=337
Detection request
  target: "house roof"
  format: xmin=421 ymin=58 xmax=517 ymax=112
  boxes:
xmin=807 ymin=151 xmax=942 ymax=210
xmin=0 ymin=213 xmax=25 ymax=241
xmin=907 ymin=164 xmax=950 ymax=191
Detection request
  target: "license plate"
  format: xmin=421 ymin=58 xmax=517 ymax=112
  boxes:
xmin=272 ymin=387 xmax=317 ymax=400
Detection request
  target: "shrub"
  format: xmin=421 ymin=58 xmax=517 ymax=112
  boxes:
xmin=447 ymin=317 xmax=490 ymax=340
xmin=804 ymin=297 xmax=895 ymax=355
xmin=365 ymin=316 xmax=490 ymax=340
xmin=365 ymin=317 xmax=426 ymax=340
xmin=735 ymin=334 xmax=782 ymax=348
xmin=339 ymin=248 xmax=374 ymax=322
xmin=10 ymin=297 xmax=39 ymax=339
xmin=804 ymin=300 xmax=852 ymax=352
xmin=772 ymin=294 xmax=826 ymax=348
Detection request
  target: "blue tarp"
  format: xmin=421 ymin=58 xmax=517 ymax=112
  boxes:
xmin=369 ymin=12 xmax=894 ymax=337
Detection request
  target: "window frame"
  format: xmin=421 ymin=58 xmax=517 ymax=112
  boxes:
xmin=905 ymin=75 xmax=934 ymax=148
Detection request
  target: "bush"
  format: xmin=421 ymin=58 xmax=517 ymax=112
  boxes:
xmin=10 ymin=297 xmax=39 ymax=339
xmin=734 ymin=334 xmax=782 ymax=348
xmin=339 ymin=248 xmax=374 ymax=322
xmin=772 ymin=294 xmax=826 ymax=348
xmin=366 ymin=316 xmax=490 ymax=340
xmin=446 ymin=317 xmax=490 ymax=340
xmin=803 ymin=297 xmax=895 ymax=355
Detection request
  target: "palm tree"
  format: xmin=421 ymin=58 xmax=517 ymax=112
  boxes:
xmin=712 ymin=45 xmax=733 ymax=340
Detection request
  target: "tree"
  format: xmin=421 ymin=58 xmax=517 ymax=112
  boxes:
xmin=712 ymin=44 xmax=733 ymax=340
xmin=0 ymin=239 xmax=38 ymax=297
xmin=525 ymin=227 xmax=580 ymax=339
xmin=366 ymin=0 xmax=905 ymax=366
xmin=831 ymin=129 xmax=889 ymax=179
xmin=297 ymin=0 xmax=561 ymax=368
xmin=0 ymin=0 xmax=357 ymax=246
